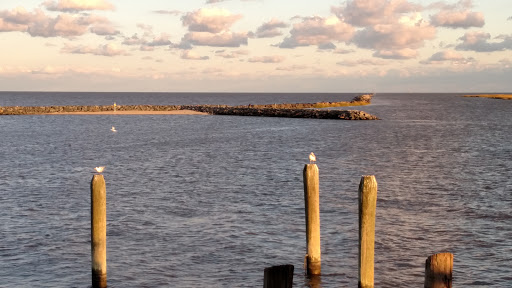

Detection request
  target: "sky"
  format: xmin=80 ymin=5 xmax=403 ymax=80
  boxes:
xmin=0 ymin=0 xmax=511 ymax=92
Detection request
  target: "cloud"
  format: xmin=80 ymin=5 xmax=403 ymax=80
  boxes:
xmin=373 ymin=48 xmax=418 ymax=59
xmin=430 ymin=10 xmax=484 ymax=28
xmin=332 ymin=0 xmax=423 ymax=27
xmin=353 ymin=12 xmax=435 ymax=50
xmin=249 ymin=18 xmax=287 ymax=38
xmin=122 ymin=34 xmax=146 ymax=45
xmin=153 ymin=10 xmax=181 ymax=16
xmin=422 ymin=50 xmax=475 ymax=64
xmin=146 ymin=33 xmax=172 ymax=46
xmin=455 ymin=31 xmax=512 ymax=52
xmin=278 ymin=16 xmax=354 ymax=48
xmin=43 ymin=0 xmax=115 ymax=12
xmin=248 ymin=55 xmax=285 ymax=63
xmin=182 ymin=8 xmax=242 ymax=33
xmin=61 ymin=43 xmax=128 ymax=56
xmin=275 ymin=65 xmax=308 ymax=71
xmin=0 ymin=7 xmax=117 ymax=37
xmin=183 ymin=31 xmax=248 ymax=47
xmin=181 ymin=50 xmax=209 ymax=60
xmin=215 ymin=49 xmax=249 ymax=58
xmin=336 ymin=58 xmax=387 ymax=66
xmin=508 ymin=16 xmax=512 ymax=21
xmin=317 ymin=42 xmax=336 ymax=50
xmin=334 ymin=48 xmax=355 ymax=54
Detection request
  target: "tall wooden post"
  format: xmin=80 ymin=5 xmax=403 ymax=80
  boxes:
xmin=303 ymin=164 xmax=321 ymax=275
xmin=359 ymin=175 xmax=377 ymax=288
xmin=424 ymin=252 xmax=453 ymax=288
xmin=263 ymin=264 xmax=294 ymax=288
xmin=91 ymin=174 xmax=107 ymax=288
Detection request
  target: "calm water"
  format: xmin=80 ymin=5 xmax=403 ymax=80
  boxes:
xmin=0 ymin=92 xmax=511 ymax=287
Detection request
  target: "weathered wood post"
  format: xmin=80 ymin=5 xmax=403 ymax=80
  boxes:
xmin=303 ymin=164 xmax=321 ymax=275
xmin=91 ymin=174 xmax=107 ymax=288
xmin=263 ymin=264 xmax=294 ymax=288
xmin=359 ymin=175 xmax=377 ymax=288
xmin=424 ymin=252 xmax=453 ymax=288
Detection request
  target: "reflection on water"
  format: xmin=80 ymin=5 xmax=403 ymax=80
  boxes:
xmin=0 ymin=93 xmax=511 ymax=287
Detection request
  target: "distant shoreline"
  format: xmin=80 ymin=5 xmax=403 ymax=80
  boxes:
xmin=463 ymin=94 xmax=512 ymax=100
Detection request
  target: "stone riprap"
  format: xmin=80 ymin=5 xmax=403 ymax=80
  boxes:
xmin=0 ymin=94 xmax=379 ymax=120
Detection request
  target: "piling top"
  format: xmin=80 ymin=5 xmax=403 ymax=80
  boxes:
xmin=91 ymin=174 xmax=105 ymax=183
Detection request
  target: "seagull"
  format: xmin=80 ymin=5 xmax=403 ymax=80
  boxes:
xmin=309 ymin=152 xmax=316 ymax=164
xmin=111 ymin=126 xmax=117 ymax=132
xmin=94 ymin=166 xmax=105 ymax=173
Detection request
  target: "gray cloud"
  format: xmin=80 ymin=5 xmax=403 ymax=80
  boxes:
xmin=336 ymin=58 xmax=386 ymax=67
xmin=317 ymin=42 xmax=336 ymax=50
xmin=373 ymin=48 xmax=418 ymax=59
xmin=153 ymin=10 xmax=181 ymax=16
xmin=248 ymin=55 xmax=285 ymax=63
xmin=421 ymin=50 xmax=475 ymax=64
xmin=250 ymin=18 xmax=288 ymax=38
xmin=181 ymin=50 xmax=209 ymax=60
xmin=430 ymin=10 xmax=484 ymax=28
xmin=456 ymin=31 xmax=512 ymax=52
xmin=183 ymin=31 xmax=248 ymax=47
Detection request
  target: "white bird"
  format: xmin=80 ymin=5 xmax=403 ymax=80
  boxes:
xmin=94 ymin=166 xmax=105 ymax=173
xmin=111 ymin=126 xmax=117 ymax=132
xmin=309 ymin=152 xmax=316 ymax=164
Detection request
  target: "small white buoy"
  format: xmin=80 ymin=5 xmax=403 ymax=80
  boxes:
xmin=309 ymin=152 xmax=316 ymax=164
xmin=94 ymin=166 xmax=105 ymax=173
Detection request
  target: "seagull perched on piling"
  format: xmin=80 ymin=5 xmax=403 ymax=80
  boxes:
xmin=94 ymin=166 xmax=105 ymax=173
xmin=309 ymin=152 xmax=316 ymax=164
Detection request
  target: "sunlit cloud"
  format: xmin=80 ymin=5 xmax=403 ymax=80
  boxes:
xmin=278 ymin=16 xmax=354 ymax=48
xmin=181 ymin=50 xmax=209 ymax=60
xmin=61 ymin=43 xmax=129 ymax=56
xmin=430 ymin=10 xmax=484 ymax=28
xmin=43 ymin=0 xmax=115 ymax=12
xmin=182 ymin=7 xmax=242 ymax=33
xmin=249 ymin=18 xmax=287 ymax=38
xmin=248 ymin=55 xmax=285 ymax=63
xmin=421 ymin=50 xmax=475 ymax=65
xmin=215 ymin=49 xmax=249 ymax=58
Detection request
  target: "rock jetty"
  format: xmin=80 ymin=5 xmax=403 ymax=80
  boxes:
xmin=0 ymin=94 xmax=379 ymax=120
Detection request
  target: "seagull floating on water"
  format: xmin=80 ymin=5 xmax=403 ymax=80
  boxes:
xmin=309 ymin=152 xmax=316 ymax=164
xmin=111 ymin=126 xmax=117 ymax=132
xmin=94 ymin=166 xmax=105 ymax=173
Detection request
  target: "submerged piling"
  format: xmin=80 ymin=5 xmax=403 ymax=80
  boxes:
xmin=303 ymin=164 xmax=321 ymax=275
xmin=424 ymin=252 xmax=453 ymax=288
xmin=263 ymin=264 xmax=294 ymax=288
xmin=91 ymin=174 xmax=107 ymax=288
xmin=358 ymin=175 xmax=377 ymax=288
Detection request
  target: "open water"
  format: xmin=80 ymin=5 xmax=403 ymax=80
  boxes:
xmin=0 ymin=92 xmax=511 ymax=287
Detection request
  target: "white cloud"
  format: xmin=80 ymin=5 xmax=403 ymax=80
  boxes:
xmin=278 ymin=16 xmax=354 ymax=48
xmin=182 ymin=8 xmax=242 ymax=33
xmin=248 ymin=55 xmax=285 ymax=63
xmin=183 ymin=31 xmax=248 ymax=47
xmin=181 ymin=50 xmax=209 ymax=60
xmin=43 ymin=0 xmax=115 ymax=12
xmin=61 ymin=43 xmax=128 ymax=56
xmin=456 ymin=31 xmax=512 ymax=52
xmin=215 ymin=49 xmax=249 ymax=58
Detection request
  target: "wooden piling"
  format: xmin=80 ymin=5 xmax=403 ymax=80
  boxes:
xmin=424 ymin=252 xmax=453 ymax=288
xmin=263 ymin=264 xmax=294 ymax=288
xmin=358 ymin=175 xmax=377 ymax=288
xmin=303 ymin=164 xmax=321 ymax=275
xmin=91 ymin=174 xmax=107 ymax=288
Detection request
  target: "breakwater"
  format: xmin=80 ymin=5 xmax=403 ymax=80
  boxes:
xmin=0 ymin=94 xmax=379 ymax=120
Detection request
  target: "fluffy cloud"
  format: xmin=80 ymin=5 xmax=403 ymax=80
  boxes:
xmin=146 ymin=33 xmax=172 ymax=46
xmin=182 ymin=8 xmax=242 ymax=33
xmin=0 ymin=7 xmax=117 ymax=37
xmin=456 ymin=31 xmax=512 ymax=52
xmin=61 ymin=43 xmax=128 ymax=56
xmin=332 ymin=0 xmax=422 ymax=27
xmin=430 ymin=10 xmax=484 ymax=28
xmin=353 ymin=13 xmax=436 ymax=50
xmin=181 ymin=50 xmax=209 ymax=60
xmin=373 ymin=48 xmax=417 ymax=59
xmin=249 ymin=18 xmax=287 ymax=38
xmin=248 ymin=55 xmax=285 ymax=63
xmin=43 ymin=0 xmax=115 ymax=12
xmin=279 ymin=16 xmax=354 ymax=48
xmin=183 ymin=31 xmax=248 ymax=47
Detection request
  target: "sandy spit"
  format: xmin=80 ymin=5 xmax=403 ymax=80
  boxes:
xmin=47 ymin=109 xmax=209 ymax=115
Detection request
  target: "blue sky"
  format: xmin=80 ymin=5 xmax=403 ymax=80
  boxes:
xmin=1 ymin=0 xmax=511 ymax=92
